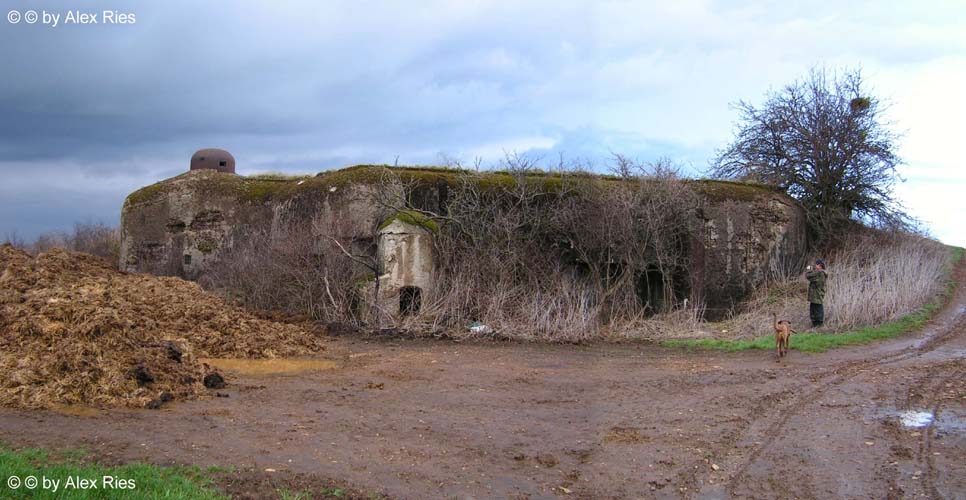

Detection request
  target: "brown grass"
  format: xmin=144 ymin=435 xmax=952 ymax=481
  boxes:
xmin=709 ymin=231 xmax=950 ymax=339
xmin=602 ymin=426 xmax=649 ymax=444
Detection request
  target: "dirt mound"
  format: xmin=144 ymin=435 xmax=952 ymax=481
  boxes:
xmin=0 ymin=245 xmax=327 ymax=410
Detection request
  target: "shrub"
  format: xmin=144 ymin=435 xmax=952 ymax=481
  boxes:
xmin=3 ymin=222 xmax=120 ymax=265
xmin=199 ymin=221 xmax=372 ymax=324
xmin=405 ymin=155 xmax=702 ymax=341
xmin=714 ymin=230 xmax=950 ymax=338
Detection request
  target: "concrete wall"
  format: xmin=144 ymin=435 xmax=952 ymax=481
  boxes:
xmin=120 ymin=170 xmax=253 ymax=279
xmin=373 ymin=219 xmax=435 ymax=316
xmin=696 ymin=195 xmax=806 ymax=319
xmin=120 ymin=167 xmax=806 ymax=319
xmin=120 ymin=169 xmax=389 ymax=280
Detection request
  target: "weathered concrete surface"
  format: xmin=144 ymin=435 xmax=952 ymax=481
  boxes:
xmin=120 ymin=169 xmax=388 ymax=280
xmin=120 ymin=166 xmax=806 ymax=318
xmin=365 ymin=219 xmax=435 ymax=316
xmin=120 ymin=170 xmax=249 ymax=279
xmin=374 ymin=219 xmax=435 ymax=316
xmin=696 ymin=193 xmax=807 ymax=318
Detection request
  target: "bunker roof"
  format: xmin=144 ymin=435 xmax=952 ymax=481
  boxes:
xmin=124 ymin=164 xmax=787 ymax=208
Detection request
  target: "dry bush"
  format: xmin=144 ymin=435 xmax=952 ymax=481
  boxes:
xmin=1 ymin=231 xmax=26 ymax=249
xmin=610 ymin=302 xmax=708 ymax=340
xmin=68 ymin=222 xmax=120 ymax=261
xmin=403 ymin=154 xmax=702 ymax=341
xmin=5 ymin=222 xmax=121 ymax=264
xmin=718 ymin=230 xmax=950 ymax=338
xmin=200 ymin=221 xmax=371 ymax=324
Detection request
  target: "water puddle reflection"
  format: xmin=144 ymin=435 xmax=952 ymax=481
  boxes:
xmin=199 ymin=357 xmax=338 ymax=376
xmin=897 ymin=410 xmax=933 ymax=428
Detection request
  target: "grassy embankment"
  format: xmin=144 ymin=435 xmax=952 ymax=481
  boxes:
xmin=663 ymin=245 xmax=963 ymax=353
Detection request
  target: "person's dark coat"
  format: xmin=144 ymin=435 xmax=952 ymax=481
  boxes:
xmin=806 ymin=269 xmax=827 ymax=304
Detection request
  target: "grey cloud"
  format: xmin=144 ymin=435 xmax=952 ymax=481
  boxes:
xmin=0 ymin=0 xmax=962 ymax=243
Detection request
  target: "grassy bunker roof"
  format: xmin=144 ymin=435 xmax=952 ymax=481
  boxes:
xmin=124 ymin=165 xmax=785 ymax=208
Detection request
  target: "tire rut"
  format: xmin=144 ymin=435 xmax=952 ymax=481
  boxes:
xmin=919 ymin=365 xmax=963 ymax=500
xmin=693 ymin=263 xmax=966 ymax=499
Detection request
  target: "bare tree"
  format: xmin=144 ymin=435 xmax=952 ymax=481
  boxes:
xmin=2 ymin=231 xmax=27 ymax=249
xmin=553 ymin=155 xmax=698 ymax=318
xmin=710 ymin=67 xmax=905 ymax=246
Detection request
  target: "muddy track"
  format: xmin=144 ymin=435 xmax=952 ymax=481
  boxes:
xmin=0 ymin=262 xmax=962 ymax=499
xmin=694 ymin=259 xmax=966 ymax=499
xmin=920 ymin=364 xmax=963 ymax=499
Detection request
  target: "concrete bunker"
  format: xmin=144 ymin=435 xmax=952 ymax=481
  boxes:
xmin=120 ymin=165 xmax=807 ymax=321
xmin=374 ymin=213 xmax=436 ymax=318
xmin=190 ymin=148 xmax=236 ymax=174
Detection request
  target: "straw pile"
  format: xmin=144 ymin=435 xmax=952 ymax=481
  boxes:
xmin=0 ymin=245 xmax=326 ymax=410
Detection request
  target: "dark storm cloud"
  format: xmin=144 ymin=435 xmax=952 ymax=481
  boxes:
xmin=1 ymin=0 xmax=963 ymax=243
xmin=0 ymin=1 xmax=588 ymax=237
xmin=0 ymin=1 xmax=608 ymax=167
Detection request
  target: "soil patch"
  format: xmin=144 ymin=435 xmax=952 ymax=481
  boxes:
xmin=213 ymin=468 xmax=385 ymax=500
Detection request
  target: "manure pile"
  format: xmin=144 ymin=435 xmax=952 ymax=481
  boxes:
xmin=0 ymin=245 xmax=326 ymax=410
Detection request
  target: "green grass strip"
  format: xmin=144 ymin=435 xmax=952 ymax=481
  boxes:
xmin=0 ymin=444 xmax=225 ymax=499
xmin=663 ymin=245 xmax=963 ymax=354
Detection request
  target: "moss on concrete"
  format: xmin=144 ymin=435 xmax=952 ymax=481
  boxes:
xmin=126 ymin=165 xmax=786 ymax=210
xmin=124 ymin=182 xmax=170 ymax=207
xmin=379 ymin=210 xmax=440 ymax=232
xmin=182 ymin=171 xmax=312 ymax=203
xmin=196 ymin=240 xmax=219 ymax=254
xmin=246 ymin=172 xmax=312 ymax=181
xmin=688 ymin=179 xmax=780 ymax=202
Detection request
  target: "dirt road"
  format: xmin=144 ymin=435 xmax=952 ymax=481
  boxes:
xmin=2 ymin=263 xmax=964 ymax=499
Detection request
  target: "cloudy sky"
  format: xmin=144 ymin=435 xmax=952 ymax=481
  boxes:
xmin=1 ymin=0 xmax=963 ymax=245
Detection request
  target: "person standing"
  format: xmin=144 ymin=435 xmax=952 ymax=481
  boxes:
xmin=805 ymin=259 xmax=827 ymax=328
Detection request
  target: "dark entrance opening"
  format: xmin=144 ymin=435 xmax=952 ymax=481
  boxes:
xmin=183 ymin=254 xmax=192 ymax=265
xmin=400 ymin=286 xmax=422 ymax=316
xmin=636 ymin=267 xmax=665 ymax=316
xmin=635 ymin=266 xmax=692 ymax=317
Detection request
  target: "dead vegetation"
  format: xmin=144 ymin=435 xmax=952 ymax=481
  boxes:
xmin=711 ymin=230 xmax=950 ymax=338
xmin=0 ymin=245 xmax=326 ymax=410
xmin=5 ymin=222 xmax=121 ymax=264
xmin=390 ymin=155 xmax=704 ymax=341
xmin=200 ymin=156 xmax=706 ymax=341
xmin=200 ymin=219 xmax=372 ymax=325
xmin=187 ymin=159 xmax=947 ymax=344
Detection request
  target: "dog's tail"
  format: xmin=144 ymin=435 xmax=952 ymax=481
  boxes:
xmin=772 ymin=312 xmax=778 ymax=332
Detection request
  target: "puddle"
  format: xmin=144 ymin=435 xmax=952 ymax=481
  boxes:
xmin=935 ymin=412 xmax=966 ymax=437
xmin=199 ymin=357 xmax=338 ymax=376
xmin=875 ymin=407 xmax=965 ymax=436
xmin=49 ymin=404 xmax=102 ymax=417
xmin=898 ymin=411 xmax=934 ymax=428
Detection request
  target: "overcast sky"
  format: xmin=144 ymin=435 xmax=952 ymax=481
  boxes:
xmin=1 ymin=0 xmax=963 ymax=245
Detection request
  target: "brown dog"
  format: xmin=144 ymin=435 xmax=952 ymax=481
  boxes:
xmin=773 ymin=312 xmax=796 ymax=361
